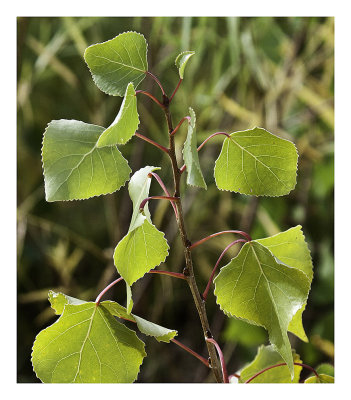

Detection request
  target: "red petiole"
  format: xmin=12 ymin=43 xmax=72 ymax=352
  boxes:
xmin=205 ymin=337 xmax=229 ymax=383
xmin=139 ymin=195 xmax=179 ymax=212
xmin=148 ymin=172 xmax=178 ymax=219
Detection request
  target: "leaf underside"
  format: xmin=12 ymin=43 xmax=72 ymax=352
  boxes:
xmin=84 ymin=31 xmax=148 ymax=96
xmin=32 ymin=303 xmax=146 ymax=383
xmin=42 ymin=120 xmax=131 ymax=202
xmin=214 ymin=241 xmax=310 ymax=376
xmin=97 ymin=82 xmax=139 ymax=147
xmin=183 ymin=107 xmax=207 ymax=189
xmin=214 ymin=127 xmax=298 ymax=196
xmin=239 ymin=345 xmax=302 ymax=383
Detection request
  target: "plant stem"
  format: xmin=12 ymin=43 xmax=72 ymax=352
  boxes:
xmin=169 ymin=78 xmax=182 ymax=102
xmin=135 ymin=132 xmax=169 ymax=154
xmin=149 ymin=172 xmax=178 ymax=219
xmin=135 ymin=90 xmax=165 ymax=109
xmin=148 ymin=269 xmax=186 ymax=280
xmin=205 ymin=338 xmax=229 ymax=383
xmin=202 ymin=239 xmax=247 ymax=301
xmin=164 ymin=101 xmax=223 ymax=383
xmin=190 ymin=230 xmax=252 ymax=249
xmin=171 ymin=338 xmax=210 ymax=368
xmin=170 ymin=116 xmax=191 ymax=136
xmin=146 ymin=71 xmax=166 ymax=96
xmin=95 ymin=277 xmax=123 ymax=305
xmin=245 ymin=362 xmax=319 ymax=383
xmin=139 ymin=196 xmax=179 ymax=212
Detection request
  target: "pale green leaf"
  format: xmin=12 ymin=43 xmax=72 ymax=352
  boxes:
xmin=42 ymin=120 xmax=131 ymax=202
xmin=32 ymin=303 xmax=146 ymax=383
xmin=175 ymin=51 xmax=195 ymax=79
xmin=239 ymin=345 xmax=302 ymax=383
xmin=84 ymin=31 xmax=148 ymax=96
xmin=257 ymin=225 xmax=313 ymax=342
xmin=97 ymin=83 xmax=139 ymax=147
xmin=133 ymin=315 xmax=177 ymax=343
xmin=305 ymin=374 xmax=334 ymax=383
xmin=214 ymin=241 xmax=310 ymax=376
xmin=114 ymin=219 xmax=169 ymax=287
xmin=48 ymin=290 xmax=86 ymax=315
xmin=214 ymin=127 xmax=298 ymax=196
xmin=126 ymin=282 xmax=134 ymax=314
xmin=183 ymin=107 xmax=207 ymax=189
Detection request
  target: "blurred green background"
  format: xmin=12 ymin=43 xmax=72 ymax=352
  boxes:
xmin=17 ymin=16 xmax=334 ymax=383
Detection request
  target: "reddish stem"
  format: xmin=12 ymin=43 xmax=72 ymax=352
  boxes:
xmin=135 ymin=90 xmax=165 ymax=109
xmin=170 ymin=116 xmax=191 ymax=136
xmin=139 ymin=195 xmax=179 ymax=212
xmin=148 ymin=172 xmax=178 ymax=219
xmin=148 ymin=269 xmax=186 ymax=280
xmin=202 ymin=239 xmax=247 ymax=301
xmin=169 ymin=78 xmax=183 ymax=102
xmin=205 ymin=338 xmax=229 ymax=383
xmin=135 ymin=132 xmax=169 ymax=154
xmin=95 ymin=277 xmax=123 ymax=305
xmin=229 ymin=373 xmax=241 ymax=380
xmin=171 ymin=338 xmax=210 ymax=368
xmin=180 ymin=132 xmax=231 ymax=174
xmin=146 ymin=71 xmax=166 ymax=96
xmin=190 ymin=230 xmax=252 ymax=250
xmin=245 ymin=362 xmax=319 ymax=383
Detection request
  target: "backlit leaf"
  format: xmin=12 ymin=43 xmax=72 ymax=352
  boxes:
xmin=214 ymin=241 xmax=310 ymax=376
xmin=305 ymin=374 xmax=334 ymax=383
xmin=214 ymin=127 xmax=298 ymax=196
xmin=84 ymin=31 xmax=148 ymax=96
xmin=32 ymin=303 xmax=146 ymax=383
xmin=97 ymin=83 xmax=139 ymax=147
xmin=133 ymin=315 xmax=177 ymax=343
xmin=239 ymin=345 xmax=302 ymax=383
xmin=175 ymin=51 xmax=195 ymax=79
xmin=48 ymin=290 xmax=86 ymax=315
xmin=42 ymin=120 xmax=131 ymax=202
xmin=183 ymin=107 xmax=207 ymax=189
xmin=257 ymin=226 xmax=313 ymax=342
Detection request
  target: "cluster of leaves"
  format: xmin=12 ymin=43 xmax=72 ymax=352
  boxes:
xmin=32 ymin=31 xmax=333 ymax=383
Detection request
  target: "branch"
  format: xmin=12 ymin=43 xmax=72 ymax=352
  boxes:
xmin=205 ymin=338 xmax=229 ymax=383
xmin=190 ymin=230 xmax=252 ymax=249
xmin=139 ymin=195 xmax=179 ymax=212
xmin=148 ymin=172 xmax=178 ymax=219
xmin=135 ymin=132 xmax=169 ymax=154
xmin=245 ymin=362 xmax=320 ymax=383
xmin=202 ymin=239 xmax=247 ymax=301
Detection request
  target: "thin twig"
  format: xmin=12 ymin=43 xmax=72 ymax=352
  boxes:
xmin=135 ymin=132 xmax=169 ymax=154
xmin=146 ymin=71 xmax=166 ymax=96
xmin=139 ymin=196 xmax=179 ymax=212
xmin=148 ymin=172 xmax=178 ymax=219
xmin=190 ymin=230 xmax=252 ymax=249
xmin=171 ymin=338 xmax=210 ymax=368
xmin=205 ymin=338 xmax=229 ymax=383
xmin=202 ymin=239 xmax=247 ymax=301
xmin=148 ymin=269 xmax=186 ymax=280
xmin=245 ymin=362 xmax=320 ymax=383
xmin=169 ymin=78 xmax=182 ymax=102
xmin=135 ymin=90 xmax=165 ymax=109
xmin=170 ymin=116 xmax=191 ymax=136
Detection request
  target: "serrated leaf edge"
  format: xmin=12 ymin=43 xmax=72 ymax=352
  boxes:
xmin=213 ymin=127 xmax=299 ymax=197
xmin=41 ymin=119 xmax=131 ymax=202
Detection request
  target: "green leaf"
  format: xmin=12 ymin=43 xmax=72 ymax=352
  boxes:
xmin=133 ymin=315 xmax=177 ymax=343
xmin=127 ymin=166 xmax=160 ymax=232
xmin=239 ymin=345 xmax=302 ymax=383
xmin=31 ymin=303 xmax=146 ymax=383
xmin=126 ymin=282 xmax=134 ymax=314
xmin=84 ymin=31 xmax=148 ymax=96
xmin=114 ymin=219 xmax=169 ymax=287
xmin=97 ymin=83 xmax=139 ymax=147
xmin=183 ymin=107 xmax=207 ymax=189
xmin=305 ymin=374 xmax=334 ymax=383
xmin=214 ymin=127 xmax=298 ymax=196
xmin=42 ymin=120 xmax=131 ymax=202
xmin=48 ymin=290 xmax=86 ymax=314
xmin=257 ymin=225 xmax=313 ymax=342
xmin=214 ymin=241 xmax=310 ymax=376
xmin=316 ymin=363 xmax=335 ymax=377
xmin=175 ymin=51 xmax=195 ymax=79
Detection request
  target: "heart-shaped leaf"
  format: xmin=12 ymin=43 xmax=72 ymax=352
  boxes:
xmin=42 ymin=120 xmax=131 ymax=202
xmin=214 ymin=127 xmax=298 ymax=196
xmin=84 ymin=31 xmax=148 ymax=96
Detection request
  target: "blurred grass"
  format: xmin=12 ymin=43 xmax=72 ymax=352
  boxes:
xmin=17 ymin=16 xmax=334 ymax=383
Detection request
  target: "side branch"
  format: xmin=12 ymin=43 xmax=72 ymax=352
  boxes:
xmin=190 ymin=230 xmax=252 ymax=249
xmin=135 ymin=132 xmax=169 ymax=154
xmin=139 ymin=195 xmax=179 ymax=212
